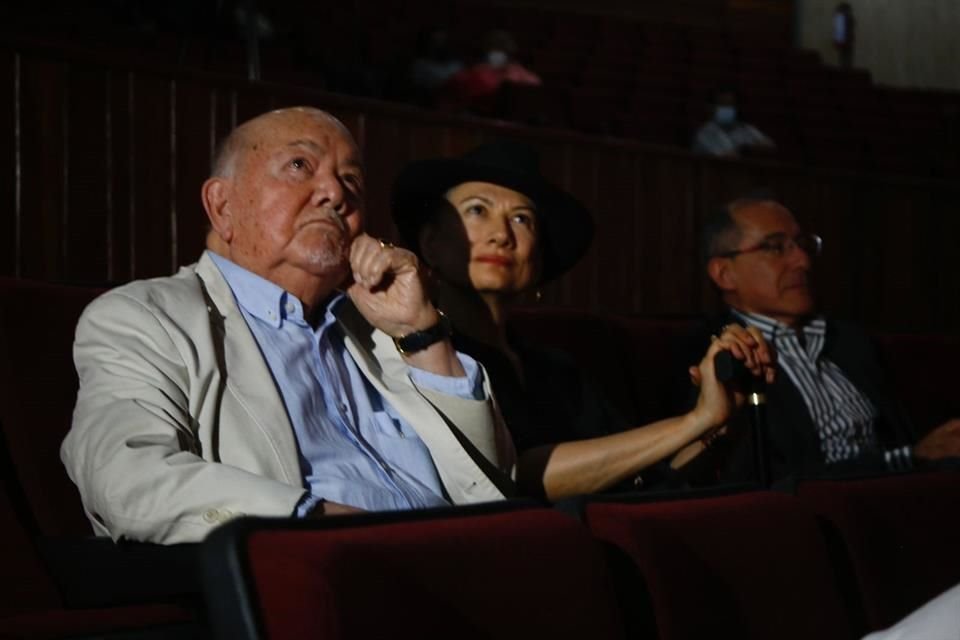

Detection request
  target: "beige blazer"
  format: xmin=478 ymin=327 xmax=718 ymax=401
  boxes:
xmin=61 ymin=253 xmax=515 ymax=544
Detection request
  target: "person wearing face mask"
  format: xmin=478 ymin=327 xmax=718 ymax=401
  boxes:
xmin=692 ymin=86 xmax=775 ymax=158
xmin=407 ymin=27 xmax=464 ymax=107
xmin=441 ymin=29 xmax=541 ymax=115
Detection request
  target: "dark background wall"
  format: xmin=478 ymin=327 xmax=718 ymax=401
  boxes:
xmin=2 ymin=39 xmax=958 ymax=333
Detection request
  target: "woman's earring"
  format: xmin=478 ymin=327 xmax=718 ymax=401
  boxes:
xmin=535 ymin=289 xmax=543 ymax=303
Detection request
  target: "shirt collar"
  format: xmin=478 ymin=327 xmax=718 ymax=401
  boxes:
xmin=730 ymin=308 xmax=826 ymax=343
xmin=206 ymin=251 xmax=344 ymax=330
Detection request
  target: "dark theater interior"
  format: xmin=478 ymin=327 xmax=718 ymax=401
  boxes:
xmin=1 ymin=1 xmax=959 ymax=638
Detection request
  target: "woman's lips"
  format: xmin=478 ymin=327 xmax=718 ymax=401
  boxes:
xmin=474 ymin=255 xmax=514 ymax=267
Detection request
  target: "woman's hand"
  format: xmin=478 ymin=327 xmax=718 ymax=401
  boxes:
xmin=688 ymin=324 xmax=775 ymax=434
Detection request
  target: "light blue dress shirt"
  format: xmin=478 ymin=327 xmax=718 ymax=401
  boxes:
xmin=208 ymin=252 xmax=484 ymax=514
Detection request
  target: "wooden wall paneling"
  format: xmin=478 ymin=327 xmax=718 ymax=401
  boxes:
xmin=636 ymin=153 xmax=698 ymax=314
xmin=0 ymin=50 xmax=16 ymax=277
xmin=628 ymin=150 xmax=661 ymax=314
xmin=175 ymin=79 xmax=218 ymax=265
xmin=444 ymin=123 xmax=486 ymax=157
xmin=63 ymin=65 xmax=111 ymax=283
xmin=845 ymin=180 xmax=904 ymax=328
xmin=361 ymin=113 xmax=411 ymax=244
xmin=869 ymin=184 xmax=932 ymax=331
xmin=361 ymin=114 xmax=479 ymax=244
xmin=367 ymin=118 xmax=467 ymax=239
xmin=557 ymin=141 xmax=599 ymax=310
xmin=212 ymin=87 xmax=239 ymax=145
xmin=927 ymin=189 xmax=960 ymax=332
xmin=232 ymin=87 xmax=275 ymax=126
xmin=403 ymin=120 xmax=454 ymax=161
xmin=4 ymin=37 xmax=960 ymax=332
xmin=905 ymin=188 xmax=947 ymax=332
xmin=127 ymin=72 xmax=174 ymax=279
xmin=591 ymin=147 xmax=642 ymax=313
xmin=18 ymin=56 xmax=65 ymax=280
xmin=524 ymin=136 xmax=575 ymax=307
xmin=696 ymin=158 xmax=772 ymax=213
xmin=106 ymin=70 xmax=132 ymax=283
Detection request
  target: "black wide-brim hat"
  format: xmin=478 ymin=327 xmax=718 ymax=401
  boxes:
xmin=391 ymin=140 xmax=594 ymax=283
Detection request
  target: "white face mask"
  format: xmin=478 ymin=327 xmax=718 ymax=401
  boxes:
xmin=486 ymin=50 xmax=509 ymax=68
xmin=715 ymin=105 xmax=737 ymax=126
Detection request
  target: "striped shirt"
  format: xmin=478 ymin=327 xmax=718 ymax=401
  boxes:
xmin=733 ymin=310 xmax=911 ymax=470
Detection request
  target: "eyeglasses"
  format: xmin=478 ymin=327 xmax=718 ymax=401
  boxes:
xmin=715 ymin=232 xmax=823 ymax=259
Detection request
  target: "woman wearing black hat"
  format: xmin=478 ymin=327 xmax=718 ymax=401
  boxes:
xmin=392 ymin=141 xmax=773 ymax=499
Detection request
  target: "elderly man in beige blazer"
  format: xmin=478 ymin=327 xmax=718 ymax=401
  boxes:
xmin=61 ymin=107 xmax=515 ymax=545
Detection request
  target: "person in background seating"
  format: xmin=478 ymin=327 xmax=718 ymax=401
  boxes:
xmin=441 ymin=29 xmax=542 ymax=116
xmin=407 ymin=26 xmax=464 ymax=107
xmin=62 ymin=107 xmax=515 ymax=544
xmin=832 ymin=3 xmax=856 ymax=69
xmin=391 ymin=141 xmax=774 ymax=499
xmin=692 ymin=86 xmax=775 ymax=158
xmin=695 ymin=194 xmax=960 ymax=484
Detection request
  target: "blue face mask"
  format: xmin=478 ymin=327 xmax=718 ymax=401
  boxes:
xmin=715 ymin=105 xmax=737 ymax=126
xmin=486 ymin=50 xmax=508 ymax=68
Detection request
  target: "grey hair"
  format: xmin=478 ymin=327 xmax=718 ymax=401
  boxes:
xmin=700 ymin=189 xmax=780 ymax=264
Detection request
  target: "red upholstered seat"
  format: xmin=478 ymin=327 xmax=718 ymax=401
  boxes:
xmin=202 ymin=506 xmax=628 ymax=640
xmin=584 ymin=491 xmax=854 ymax=640
xmin=796 ymin=470 xmax=960 ymax=633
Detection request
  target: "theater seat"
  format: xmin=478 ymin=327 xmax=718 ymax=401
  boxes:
xmin=872 ymin=333 xmax=960 ymax=435
xmin=583 ymin=491 xmax=853 ymax=640
xmin=0 ymin=446 xmax=197 ymax=639
xmin=0 ymin=277 xmax=103 ymax=538
xmin=202 ymin=504 xmax=629 ymax=640
xmin=0 ymin=278 xmax=204 ymax=636
xmin=797 ymin=470 xmax=960 ymax=634
xmin=508 ymin=306 xmax=643 ymax=424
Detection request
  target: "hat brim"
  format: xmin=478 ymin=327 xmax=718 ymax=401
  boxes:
xmin=391 ymin=157 xmax=594 ymax=283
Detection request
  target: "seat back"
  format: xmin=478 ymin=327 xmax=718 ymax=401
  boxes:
xmin=873 ymin=333 xmax=960 ymax=436
xmin=0 ymin=447 xmax=61 ymax=616
xmin=0 ymin=277 xmax=103 ymax=537
xmin=509 ymin=306 xmax=645 ymax=424
xmin=202 ymin=505 xmax=628 ymax=640
xmin=797 ymin=470 xmax=960 ymax=632
xmin=584 ymin=491 xmax=853 ymax=640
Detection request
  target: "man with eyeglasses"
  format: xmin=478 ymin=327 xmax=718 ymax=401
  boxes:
xmin=694 ymin=195 xmax=960 ymax=484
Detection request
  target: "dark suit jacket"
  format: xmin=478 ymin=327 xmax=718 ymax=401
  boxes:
xmin=685 ymin=314 xmax=916 ymax=486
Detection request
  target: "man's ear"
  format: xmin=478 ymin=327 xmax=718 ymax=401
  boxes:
xmin=707 ymin=257 xmax=735 ymax=293
xmin=201 ymin=177 xmax=233 ymax=243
